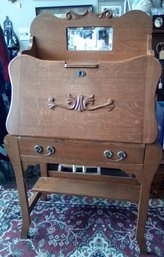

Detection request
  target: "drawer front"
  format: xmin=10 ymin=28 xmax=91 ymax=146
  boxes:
xmin=18 ymin=137 xmax=145 ymax=165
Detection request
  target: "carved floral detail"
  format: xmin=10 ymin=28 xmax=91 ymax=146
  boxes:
xmin=66 ymin=10 xmax=113 ymax=20
xmin=66 ymin=11 xmax=89 ymax=20
xmin=48 ymin=94 xmax=115 ymax=112
xmin=98 ymin=10 xmax=113 ymax=19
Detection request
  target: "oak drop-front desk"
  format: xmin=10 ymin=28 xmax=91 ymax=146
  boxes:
xmin=5 ymin=10 xmax=162 ymax=254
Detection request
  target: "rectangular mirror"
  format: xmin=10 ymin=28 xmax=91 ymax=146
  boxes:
xmin=67 ymin=27 xmax=113 ymax=51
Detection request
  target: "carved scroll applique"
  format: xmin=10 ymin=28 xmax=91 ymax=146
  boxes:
xmin=98 ymin=10 xmax=113 ymax=19
xmin=48 ymin=94 xmax=115 ymax=112
xmin=66 ymin=10 xmax=113 ymax=20
xmin=66 ymin=10 xmax=89 ymax=20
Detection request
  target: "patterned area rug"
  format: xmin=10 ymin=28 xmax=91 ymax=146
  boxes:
xmin=0 ymin=186 xmax=164 ymax=257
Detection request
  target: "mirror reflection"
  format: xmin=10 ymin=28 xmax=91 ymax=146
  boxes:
xmin=67 ymin=27 xmax=113 ymax=51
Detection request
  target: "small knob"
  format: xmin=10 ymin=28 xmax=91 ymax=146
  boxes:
xmin=46 ymin=146 xmax=55 ymax=154
xmin=117 ymin=151 xmax=127 ymax=160
xmin=34 ymin=145 xmax=43 ymax=154
xmin=104 ymin=150 xmax=113 ymax=159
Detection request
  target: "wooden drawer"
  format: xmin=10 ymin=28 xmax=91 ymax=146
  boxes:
xmin=18 ymin=137 xmax=145 ymax=167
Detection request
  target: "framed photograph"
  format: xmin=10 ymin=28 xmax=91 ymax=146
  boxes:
xmin=98 ymin=1 xmax=125 ymax=17
xmin=35 ymin=5 xmax=93 ymax=18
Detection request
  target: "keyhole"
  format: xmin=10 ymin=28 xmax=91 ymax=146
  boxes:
xmin=75 ymin=70 xmax=86 ymax=77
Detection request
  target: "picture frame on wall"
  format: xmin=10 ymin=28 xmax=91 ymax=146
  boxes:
xmin=98 ymin=0 xmax=125 ymax=17
xmin=35 ymin=5 xmax=93 ymax=18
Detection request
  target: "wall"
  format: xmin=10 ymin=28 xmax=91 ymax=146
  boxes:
xmin=0 ymin=0 xmax=97 ymax=50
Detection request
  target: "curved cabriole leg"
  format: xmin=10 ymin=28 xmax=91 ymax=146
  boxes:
xmin=136 ymin=143 xmax=162 ymax=254
xmin=4 ymin=135 xmax=31 ymax=238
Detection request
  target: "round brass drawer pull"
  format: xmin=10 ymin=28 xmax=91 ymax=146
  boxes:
xmin=104 ymin=150 xmax=113 ymax=159
xmin=104 ymin=150 xmax=127 ymax=162
xmin=34 ymin=144 xmax=43 ymax=154
xmin=117 ymin=151 xmax=127 ymax=160
xmin=34 ymin=145 xmax=55 ymax=156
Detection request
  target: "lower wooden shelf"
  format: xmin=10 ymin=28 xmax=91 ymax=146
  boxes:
xmin=32 ymin=176 xmax=140 ymax=202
